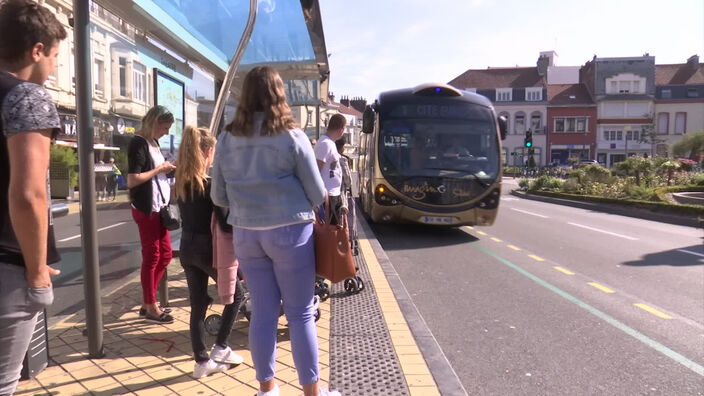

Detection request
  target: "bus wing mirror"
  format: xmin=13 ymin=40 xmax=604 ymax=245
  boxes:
xmin=498 ymin=115 xmax=508 ymax=140
xmin=362 ymin=106 xmax=374 ymax=134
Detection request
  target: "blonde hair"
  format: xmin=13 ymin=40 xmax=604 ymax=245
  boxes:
xmin=174 ymin=125 xmax=216 ymax=201
xmin=137 ymin=105 xmax=174 ymax=140
xmin=228 ymin=66 xmax=297 ymax=137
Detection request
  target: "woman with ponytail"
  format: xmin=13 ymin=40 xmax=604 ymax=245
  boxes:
xmin=175 ymin=126 xmax=244 ymax=379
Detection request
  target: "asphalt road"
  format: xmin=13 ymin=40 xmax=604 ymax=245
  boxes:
xmin=48 ymin=204 xmax=179 ymax=326
xmin=370 ymin=178 xmax=704 ymax=395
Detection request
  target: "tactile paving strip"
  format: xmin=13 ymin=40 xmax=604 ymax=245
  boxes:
xmin=329 ymin=254 xmax=410 ymax=395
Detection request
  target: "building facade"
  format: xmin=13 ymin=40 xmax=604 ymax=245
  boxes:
xmin=654 ymin=55 xmax=704 ymax=157
xmin=546 ymin=84 xmax=597 ymax=165
xmin=580 ymin=55 xmax=656 ymax=166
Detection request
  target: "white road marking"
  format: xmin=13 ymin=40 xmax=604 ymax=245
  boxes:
xmin=567 ymin=222 xmax=638 ymax=241
xmin=502 ymin=197 xmax=518 ymax=201
xmin=58 ymin=222 xmax=127 ymax=242
xmin=678 ymin=249 xmax=704 ymax=258
xmin=510 ymin=208 xmax=548 ymax=218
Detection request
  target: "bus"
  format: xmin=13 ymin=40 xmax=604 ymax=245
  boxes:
xmin=357 ymin=83 xmax=507 ymax=226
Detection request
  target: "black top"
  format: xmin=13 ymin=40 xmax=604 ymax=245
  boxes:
xmin=128 ymin=135 xmax=156 ymax=214
xmin=177 ymin=180 xmax=214 ymax=236
xmin=0 ymin=71 xmax=60 ymax=266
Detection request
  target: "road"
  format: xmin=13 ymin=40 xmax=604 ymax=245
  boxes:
xmin=49 ymin=204 xmax=180 ymax=326
xmin=370 ymin=178 xmax=704 ymax=395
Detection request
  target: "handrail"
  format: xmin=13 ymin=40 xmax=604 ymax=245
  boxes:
xmin=208 ymin=0 xmax=258 ymax=136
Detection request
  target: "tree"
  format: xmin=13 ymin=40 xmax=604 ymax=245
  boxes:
xmin=657 ymin=160 xmax=681 ymax=186
xmin=616 ymin=156 xmax=652 ymax=186
xmin=671 ymin=130 xmax=704 ymax=160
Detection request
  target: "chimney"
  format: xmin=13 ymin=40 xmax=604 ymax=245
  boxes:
xmin=537 ymin=55 xmax=549 ymax=76
xmin=328 ymin=92 xmax=335 ymax=102
xmin=687 ymin=54 xmax=700 ymax=70
xmin=350 ymin=97 xmax=367 ymax=114
xmin=340 ymin=96 xmax=350 ymax=107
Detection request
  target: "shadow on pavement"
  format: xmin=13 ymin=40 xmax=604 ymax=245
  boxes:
xmin=370 ymin=223 xmax=478 ymax=251
xmin=622 ymin=244 xmax=704 ymax=267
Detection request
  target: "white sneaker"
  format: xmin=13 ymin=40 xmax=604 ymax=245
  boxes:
xmin=257 ymin=383 xmax=280 ymax=396
xmin=193 ymin=359 xmax=229 ymax=379
xmin=210 ymin=345 xmax=244 ymax=365
xmin=318 ymin=388 xmax=341 ymax=396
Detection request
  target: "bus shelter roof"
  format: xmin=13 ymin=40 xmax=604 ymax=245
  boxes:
xmin=97 ymin=0 xmax=329 ymax=95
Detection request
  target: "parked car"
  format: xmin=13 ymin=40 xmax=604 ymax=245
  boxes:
xmin=577 ymin=160 xmax=599 ymax=168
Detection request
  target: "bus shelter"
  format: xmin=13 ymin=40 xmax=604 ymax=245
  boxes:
xmin=72 ymin=0 xmax=329 ymax=356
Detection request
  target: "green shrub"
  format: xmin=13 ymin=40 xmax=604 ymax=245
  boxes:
xmin=518 ymin=178 xmax=530 ymax=190
xmin=625 ymin=185 xmax=659 ymax=201
xmin=529 ymin=175 xmax=564 ymax=192
xmin=691 ymin=172 xmax=704 ymax=186
xmin=50 ymin=145 xmax=78 ymax=188
xmin=583 ymin=164 xmax=612 ymax=184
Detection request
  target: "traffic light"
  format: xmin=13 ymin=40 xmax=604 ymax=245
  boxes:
xmin=524 ymin=129 xmax=533 ymax=148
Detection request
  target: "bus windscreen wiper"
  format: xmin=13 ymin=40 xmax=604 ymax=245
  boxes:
xmin=423 ymin=167 xmax=490 ymax=188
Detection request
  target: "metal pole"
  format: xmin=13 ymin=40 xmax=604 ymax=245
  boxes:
xmin=73 ymin=0 xmax=104 ymax=358
xmin=316 ymin=104 xmax=320 ymax=139
xmin=208 ymin=0 xmax=257 ymax=136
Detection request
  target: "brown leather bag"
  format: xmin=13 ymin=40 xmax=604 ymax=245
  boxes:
xmin=314 ymin=197 xmax=356 ymax=283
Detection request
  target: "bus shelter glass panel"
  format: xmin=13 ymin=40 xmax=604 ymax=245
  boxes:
xmin=140 ymin=0 xmax=316 ymax=66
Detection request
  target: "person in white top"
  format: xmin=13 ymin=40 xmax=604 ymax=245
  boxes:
xmin=313 ymin=113 xmax=347 ymax=225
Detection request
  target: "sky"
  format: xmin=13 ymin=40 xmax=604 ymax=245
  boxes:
xmin=319 ymin=0 xmax=704 ymax=102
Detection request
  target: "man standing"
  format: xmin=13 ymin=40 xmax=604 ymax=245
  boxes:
xmin=314 ymin=113 xmax=347 ymax=225
xmin=0 ymin=1 xmax=67 ymax=394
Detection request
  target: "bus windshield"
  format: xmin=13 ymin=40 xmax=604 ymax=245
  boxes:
xmin=378 ymin=116 xmax=500 ymax=182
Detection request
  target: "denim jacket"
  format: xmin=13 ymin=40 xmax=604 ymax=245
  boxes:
xmin=211 ymin=117 xmax=326 ymax=229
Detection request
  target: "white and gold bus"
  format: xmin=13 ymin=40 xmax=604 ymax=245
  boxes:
xmin=358 ymin=83 xmax=507 ymax=226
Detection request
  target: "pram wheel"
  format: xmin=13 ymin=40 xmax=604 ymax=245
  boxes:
xmin=204 ymin=314 xmax=222 ymax=336
xmin=344 ymin=278 xmax=359 ymax=294
xmin=314 ymin=308 xmax=321 ymax=322
xmin=355 ymin=276 xmax=365 ymax=292
xmin=315 ymin=279 xmax=330 ymax=301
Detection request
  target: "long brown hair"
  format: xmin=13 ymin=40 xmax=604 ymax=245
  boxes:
xmin=174 ymin=125 xmax=215 ymax=201
xmin=228 ymin=66 xmax=297 ymax=137
xmin=137 ymin=105 xmax=174 ymax=141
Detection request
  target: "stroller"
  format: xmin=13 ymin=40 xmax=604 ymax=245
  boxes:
xmin=206 ymin=269 xmax=322 ymax=335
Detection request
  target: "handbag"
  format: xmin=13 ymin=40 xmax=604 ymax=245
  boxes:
xmin=314 ymin=196 xmax=356 ymax=283
xmin=155 ymin=175 xmax=180 ymax=231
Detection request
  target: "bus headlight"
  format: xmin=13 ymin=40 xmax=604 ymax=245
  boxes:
xmin=478 ymin=188 xmax=500 ymax=209
xmin=375 ymin=184 xmax=401 ymax=206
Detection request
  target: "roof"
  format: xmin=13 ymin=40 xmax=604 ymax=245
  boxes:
xmin=448 ymin=67 xmax=546 ymax=89
xmin=336 ymin=103 xmax=362 ymax=117
xmin=655 ymin=63 xmax=704 ymax=85
xmin=547 ymin=84 xmax=594 ymax=105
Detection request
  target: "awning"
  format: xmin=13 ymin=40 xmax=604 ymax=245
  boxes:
xmin=97 ymin=0 xmax=330 ymax=99
xmin=55 ymin=140 xmax=120 ymax=151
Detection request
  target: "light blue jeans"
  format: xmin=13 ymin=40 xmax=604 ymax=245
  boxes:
xmin=0 ymin=263 xmax=53 ymax=396
xmin=233 ymin=222 xmax=319 ymax=385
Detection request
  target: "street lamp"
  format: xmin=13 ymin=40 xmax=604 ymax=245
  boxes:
xmin=624 ymin=125 xmax=631 ymax=158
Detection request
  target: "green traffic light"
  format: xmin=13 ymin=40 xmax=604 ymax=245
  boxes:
xmin=525 ymin=142 xmax=532 ymax=147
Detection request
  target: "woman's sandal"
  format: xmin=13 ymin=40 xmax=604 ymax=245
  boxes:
xmin=139 ymin=306 xmax=172 ymax=316
xmin=144 ymin=312 xmax=174 ymax=323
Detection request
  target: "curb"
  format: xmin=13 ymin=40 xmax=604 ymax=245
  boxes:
xmin=356 ymin=203 xmax=468 ymax=396
xmin=511 ymin=190 xmax=700 ymax=228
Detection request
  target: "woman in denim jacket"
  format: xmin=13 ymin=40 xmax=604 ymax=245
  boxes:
xmin=211 ymin=66 xmax=339 ymax=396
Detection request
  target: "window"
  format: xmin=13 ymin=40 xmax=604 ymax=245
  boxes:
xmin=687 ymin=88 xmax=699 ymax=98
xmin=633 ymin=130 xmax=640 ymax=141
xmin=93 ymin=59 xmax=104 ymax=96
xmin=118 ymin=57 xmax=127 ymax=97
xmin=610 ymin=81 xmax=618 ymax=93
xmin=525 ymin=88 xmax=542 ymax=101
xmin=496 ymin=88 xmax=512 ymax=102
xmin=617 ymin=131 xmax=622 ymax=140
xmin=514 ymin=113 xmax=525 ymax=133
xmin=632 ymin=81 xmax=640 ymax=93
xmin=554 ymin=117 xmax=587 ymax=133
xmin=555 ymin=118 xmax=564 ymax=132
xmin=603 ymin=131 xmax=609 ymax=140
xmin=619 ymin=81 xmax=631 ymax=93
xmin=674 ymin=112 xmax=686 ymax=134
xmin=132 ymin=62 xmax=146 ymax=102
xmin=657 ymin=112 xmax=669 ymax=134
xmin=661 ymin=89 xmax=672 ymax=99
xmin=70 ymin=47 xmax=75 ymax=89
xmin=465 ymin=88 xmax=477 ymax=93
xmin=530 ymin=112 xmax=541 ymax=131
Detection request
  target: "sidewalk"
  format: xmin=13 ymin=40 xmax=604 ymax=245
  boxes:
xmin=14 ymin=210 xmax=447 ymax=395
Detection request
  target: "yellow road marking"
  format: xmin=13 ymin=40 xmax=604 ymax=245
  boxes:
xmin=491 ymin=237 xmax=502 ymax=242
xmin=634 ymin=304 xmax=673 ymax=319
xmin=476 ymin=231 xmax=487 ymax=236
xmin=553 ymin=266 xmax=574 ymax=275
xmin=465 ymin=226 xmax=474 ymax=230
xmin=507 ymin=245 xmax=521 ymax=251
xmin=588 ymin=282 xmax=615 ymax=294
xmin=528 ymin=254 xmax=544 ymax=262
